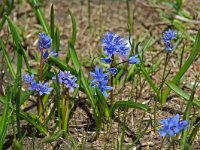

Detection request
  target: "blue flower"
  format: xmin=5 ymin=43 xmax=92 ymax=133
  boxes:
xmin=163 ymin=29 xmax=177 ymax=53
xmin=101 ymin=57 xmax=113 ymax=64
xmin=97 ymin=78 xmax=113 ymax=97
xmin=52 ymin=70 xmax=79 ymax=92
xmin=38 ymin=81 xmax=53 ymax=96
xmin=42 ymin=49 xmax=49 ymax=60
xmin=50 ymin=50 xmax=58 ymax=57
xmin=90 ymin=66 xmax=112 ymax=97
xmin=29 ymin=80 xmax=39 ymax=91
xmin=158 ymin=114 xmax=189 ymax=137
xmin=101 ymin=32 xmax=129 ymax=59
xmin=23 ymin=74 xmax=34 ymax=83
xmin=64 ymin=77 xmax=79 ymax=92
xmin=108 ymin=67 xmax=118 ymax=75
xmin=90 ymin=66 xmax=108 ymax=83
xmin=128 ymin=54 xmax=140 ymax=64
xmin=38 ymin=33 xmax=52 ymax=51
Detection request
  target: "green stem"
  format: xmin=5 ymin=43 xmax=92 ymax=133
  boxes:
xmin=110 ymin=55 xmax=114 ymax=105
xmin=63 ymin=89 xmax=70 ymax=138
xmin=160 ymin=53 xmax=169 ymax=102
xmin=38 ymin=50 xmax=43 ymax=117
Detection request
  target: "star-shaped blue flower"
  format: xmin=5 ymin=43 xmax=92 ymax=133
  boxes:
xmin=38 ymin=81 xmax=53 ymax=96
xmin=158 ymin=114 xmax=189 ymax=137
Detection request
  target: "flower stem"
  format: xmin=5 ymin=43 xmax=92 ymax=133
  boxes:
xmin=38 ymin=50 xmax=44 ymax=116
xmin=160 ymin=53 xmax=169 ymax=104
xmin=110 ymin=55 xmax=114 ymax=105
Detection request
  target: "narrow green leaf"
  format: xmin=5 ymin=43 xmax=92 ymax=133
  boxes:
xmin=162 ymin=29 xmax=200 ymax=103
xmin=66 ymin=10 xmax=77 ymax=63
xmin=188 ymin=121 xmax=200 ymax=145
xmin=13 ymin=139 xmax=23 ymax=150
xmin=0 ymin=96 xmax=46 ymax=134
xmin=0 ymin=39 xmax=16 ymax=79
xmin=140 ymin=63 xmax=159 ymax=96
xmin=55 ymin=27 xmax=60 ymax=52
xmin=0 ymin=87 xmax=11 ymax=149
xmin=69 ymin=42 xmax=81 ymax=72
xmin=68 ymin=10 xmax=77 ymax=45
xmin=0 ymin=0 xmax=14 ymax=31
xmin=167 ymin=83 xmax=200 ymax=109
xmin=180 ymin=80 xmax=198 ymax=150
xmin=5 ymin=16 xmax=31 ymax=72
xmin=96 ymin=88 xmax=110 ymax=119
xmin=42 ymin=130 xmax=65 ymax=143
xmin=48 ymin=56 xmax=76 ymax=75
xmin=31 ymin=0 xmax=49 ymax=34
xmin=50 ymin=4 xmax=54 ymax=40
xmin=111 ymin=101 xmax=149 ymax=117
xmin=19 ymin=111 xmax=46 ymax=134
xmin=176 ymin=0 xmax=182 ymax=9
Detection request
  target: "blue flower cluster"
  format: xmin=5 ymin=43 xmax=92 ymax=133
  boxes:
xmin=23 ymin=74 xmax=53 ymax=95
xmin=163 ymin=29 xmax=177 ymax=53
xmin=90 ymin=66 xmax=113 ymax=97
xmin=52 ymin=70 xmax=79 ymax=92
xmin=158 ymin=114 xmax=189 ymax=137
xmin=101 ymin=32 xmax=129 ymax=64
xmin=38 ymin=33 xmax=58 ymax=60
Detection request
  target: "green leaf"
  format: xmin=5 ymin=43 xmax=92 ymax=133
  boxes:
xmin=162 ymin=29 xmax=200 ymax=103
xmin=66 ymin=10 xmax=77 ymax=63
xmin=42 ymin=130 xmax=65 ymax=143
xmin=111 ymin=101 xmax=149 ymax=117
xmin=167 ymin=83 xmax=200 ymax=109
xmin=0 ymin=96 xmax=46 ymax=134
xmin=0 ymin=87 xmax=11 ymax=149
xmin=5 ymin=16 xmax=31 ymax=72
xmin=19 ymin=111 xmax=46 ymax=134
xmin=96 ymin=88 xmax=110 ymax=119
xmin=54 ymin=27 xmax=60 ymax=52
xmin=188 ymin=121 xmax=200 ymax=145
xmin=140 ymin=62 xmax=159 ymax=96
xmin=0 ymin=39 xmax=16 ymax=79
xmin=180 ymin=80 xmax=198 ymax=150
xmin=13 ymin=139 xmax=23 ymax=150
xmin=50 ymin=4 xmax=54 ymax=40
xmin=48 ymin=56 xmax=76 ymax=75
xmin=69 ymin=42 xmax=81 ymax=72
xmin=0 ymin=0 xmax=14 ymax=31
xmin=31 ymin=0 xmax=49 ymax=34
xmin=176 ymin=0 xmax=182 ymax=9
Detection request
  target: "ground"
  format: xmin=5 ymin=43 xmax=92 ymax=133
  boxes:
xmin=1 ymin=0 xmax=200 ymax=149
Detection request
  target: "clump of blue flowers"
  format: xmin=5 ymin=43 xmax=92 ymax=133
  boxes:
xmin=52 ymin=70 xmax=79 ymax=92
xmin=158 ymin=114 xmax=189 ymax=137
xmin=101 ymin=32 xmax=140 ymax=76
xmin=90 ymin=66 xmax=113 ymax=97
xmin=38 ymin=33 xmax=58 ymax=60
xmin=163 ymin=29 xmax=177 ymax=53
xmin=101 ymin=32 xmax=129 ymax=64
xmin=23 ymin=74 xmax=53 ymax=96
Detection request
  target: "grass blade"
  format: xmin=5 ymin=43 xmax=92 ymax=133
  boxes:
xmin=31 ymin=0 xmax=49 ymax=34
xmin=0 ymin=87 xmax=11 ymax=149
xmin=111 ymin=101 xmax=149 ymax=118
xmin=0 ymin=38 xmax=16 ymax=79
xmin=167 ymin=82 xmax=200 ymax=108
xmin=50 ymin=4 xmax=54 ymax=40
xmin=66 ymin=10 xmax=77 ymax=63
